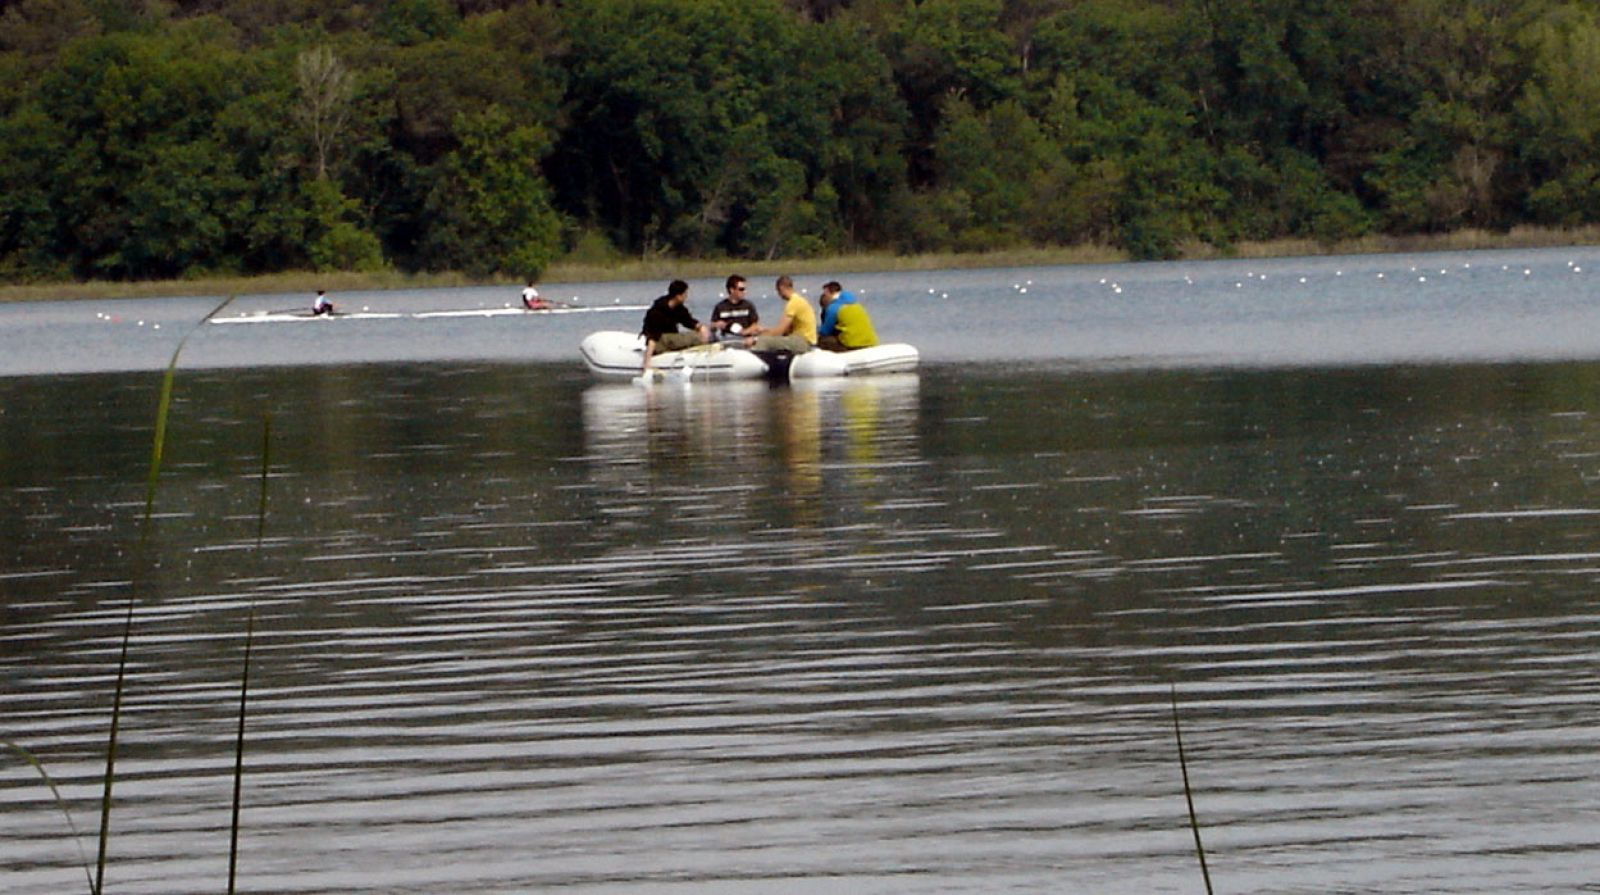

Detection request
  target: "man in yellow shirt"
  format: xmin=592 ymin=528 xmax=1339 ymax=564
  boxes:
xmin=744 ymin=274 xmax=815 ymax=353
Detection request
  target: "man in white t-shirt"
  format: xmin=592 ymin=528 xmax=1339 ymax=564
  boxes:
xmin=521 ymin=280 xmax=549 ymax=310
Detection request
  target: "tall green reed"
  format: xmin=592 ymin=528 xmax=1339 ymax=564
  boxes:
xmin=1171 ymin=685 xmax=1214 ymax=895
xmin=94 ymin=295 xmax=238 ymax=895
xmin=2 ymin=739 xmax=96 ymax=893
xmin=228 ymin=414 xmax=271 ymax=894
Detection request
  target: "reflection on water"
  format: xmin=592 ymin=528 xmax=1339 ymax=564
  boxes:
xmin=582 ymin=376 xmax=921 ymax=529
xmin=3 ymin=361 xmax=1600 ymax=894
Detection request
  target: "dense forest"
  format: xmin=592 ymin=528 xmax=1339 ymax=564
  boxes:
xmin=2 ymin=0 xmax=1599 ymax=283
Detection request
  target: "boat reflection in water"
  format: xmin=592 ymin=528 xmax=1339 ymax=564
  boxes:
xmin=580 ymin=375 xmax=922 ymax=531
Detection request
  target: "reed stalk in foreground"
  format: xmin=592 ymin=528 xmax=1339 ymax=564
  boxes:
xmin=1171 ymin=685 xmax=1214 ymax=895
xmin=3 ymin=740 xmax=96 ymax=894
xmin=227 ymin=606 xmax=255 ymax=895
xmin=228 ymin=414 xmax=271 ymax=894
xmin=95 ymin=295 xmax=238 ymax=895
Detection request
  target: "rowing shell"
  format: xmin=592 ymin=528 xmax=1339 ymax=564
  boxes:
xmin=412 ymin=305 xmax=648 ymax=319
xmin=209 ymin=311 xmax=402 ymax=324
xmin=209 ymin=305 xmax=649 ymax=324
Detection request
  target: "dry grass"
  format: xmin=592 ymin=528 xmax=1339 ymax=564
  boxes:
xmin=0 ymin=269 xmax=487 ymax=303
xmin=545 ymin=244 xmax=1126 ymax=284
xmin=6 ymin=227 xmax=1600 ymax=303
xmin=1182 ymin=225 xmax=1600 ymax=260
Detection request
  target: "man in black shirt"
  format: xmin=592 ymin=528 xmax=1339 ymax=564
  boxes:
xmin=709 ymin=274 xmax=760 ymax=337
xmin=640 ymin=279 xmax=711 ymax=371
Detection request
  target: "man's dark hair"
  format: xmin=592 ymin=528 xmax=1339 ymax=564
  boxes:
xmin=725 ymin=274 xmax=746 ymax=292
xmin=668 ymin=279 xmax=689 ymax=297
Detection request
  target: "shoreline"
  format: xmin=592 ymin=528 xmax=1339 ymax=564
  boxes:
xmin=4 ymin=225 xmax=1598 ymax=303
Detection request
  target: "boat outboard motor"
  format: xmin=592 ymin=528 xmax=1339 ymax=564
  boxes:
xmin=751 ymin=350 xmax=794 ymax=383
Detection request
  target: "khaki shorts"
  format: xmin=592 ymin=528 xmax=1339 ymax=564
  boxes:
xmin=747 ymin=334 xmax=812 ymax=353
xmin=652 ymin=332 xmax=702 ymax=352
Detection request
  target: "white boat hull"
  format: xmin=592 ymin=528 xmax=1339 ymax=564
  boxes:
xmin=789 ymin=343 xmax=920 ymax=377
xmin=579 ymin=330 xmax=919 ymax=381
xmin=579 ymin=332 xmax=769 ymax=380
xmin=208 ymin=311 xmax=403 ymax=324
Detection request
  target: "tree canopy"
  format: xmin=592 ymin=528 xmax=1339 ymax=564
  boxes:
xmin=1 ymin=0 xmax=1598 ymax=282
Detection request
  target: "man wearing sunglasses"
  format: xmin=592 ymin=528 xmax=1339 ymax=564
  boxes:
xmin=710 ymin=274 xmax=761 ymax=337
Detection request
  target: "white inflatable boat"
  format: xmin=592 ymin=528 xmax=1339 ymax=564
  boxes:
xmin=578 ymin=330 xmax=919 ymax=382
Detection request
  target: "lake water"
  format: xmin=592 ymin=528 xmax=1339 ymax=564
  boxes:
xmin=4 ymin=248 xmax=1600 ymax=893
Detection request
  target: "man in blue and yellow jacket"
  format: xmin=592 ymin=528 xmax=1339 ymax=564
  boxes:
xmin=817 ymin=280 xmax=878 ymax=351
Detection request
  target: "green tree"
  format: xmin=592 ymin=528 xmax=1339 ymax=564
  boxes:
xmin=1515 ymin=2 xmax=1600 ymax=223
xmin=305 ymin=177 xmax=385 ymax=271
xmin=880 ymin=0 xmax=1018 ymax=184
xmin=373 ymin=0 xmax=461 ymax=46
xmin=553 ymin=0 xmax=837 ymax=256
xmin=0 ymin=0 xmax=102 ymax=65
xmin=1025 ymin=1 xmax=1218 ymax=257
xmin=801 ymin=16 xmax=910 ymax=249
xmin=421 ymin=106 xmax=564 ymax=276
xmin=0 ymin=104 xmax=71 ymax=279
xmin=921 ymin=96 xmax=1060 ymax=250
xmin=342 ymin=1 xmax=566 ymax=269
xmin=37 ymin=20 xmax=275 ymax=277
xmin=1355 ymin=0 xmax=1536 ymax=231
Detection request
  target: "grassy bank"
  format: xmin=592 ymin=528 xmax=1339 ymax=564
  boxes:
xmin=5 ymin=226 xmax=1599 ymax=303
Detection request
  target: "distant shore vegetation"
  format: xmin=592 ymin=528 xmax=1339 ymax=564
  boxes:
xmin=4 ymin=0 xmax=1600 ymax=295
xmin=6 ymin=225 xmax=1598 ymax=303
